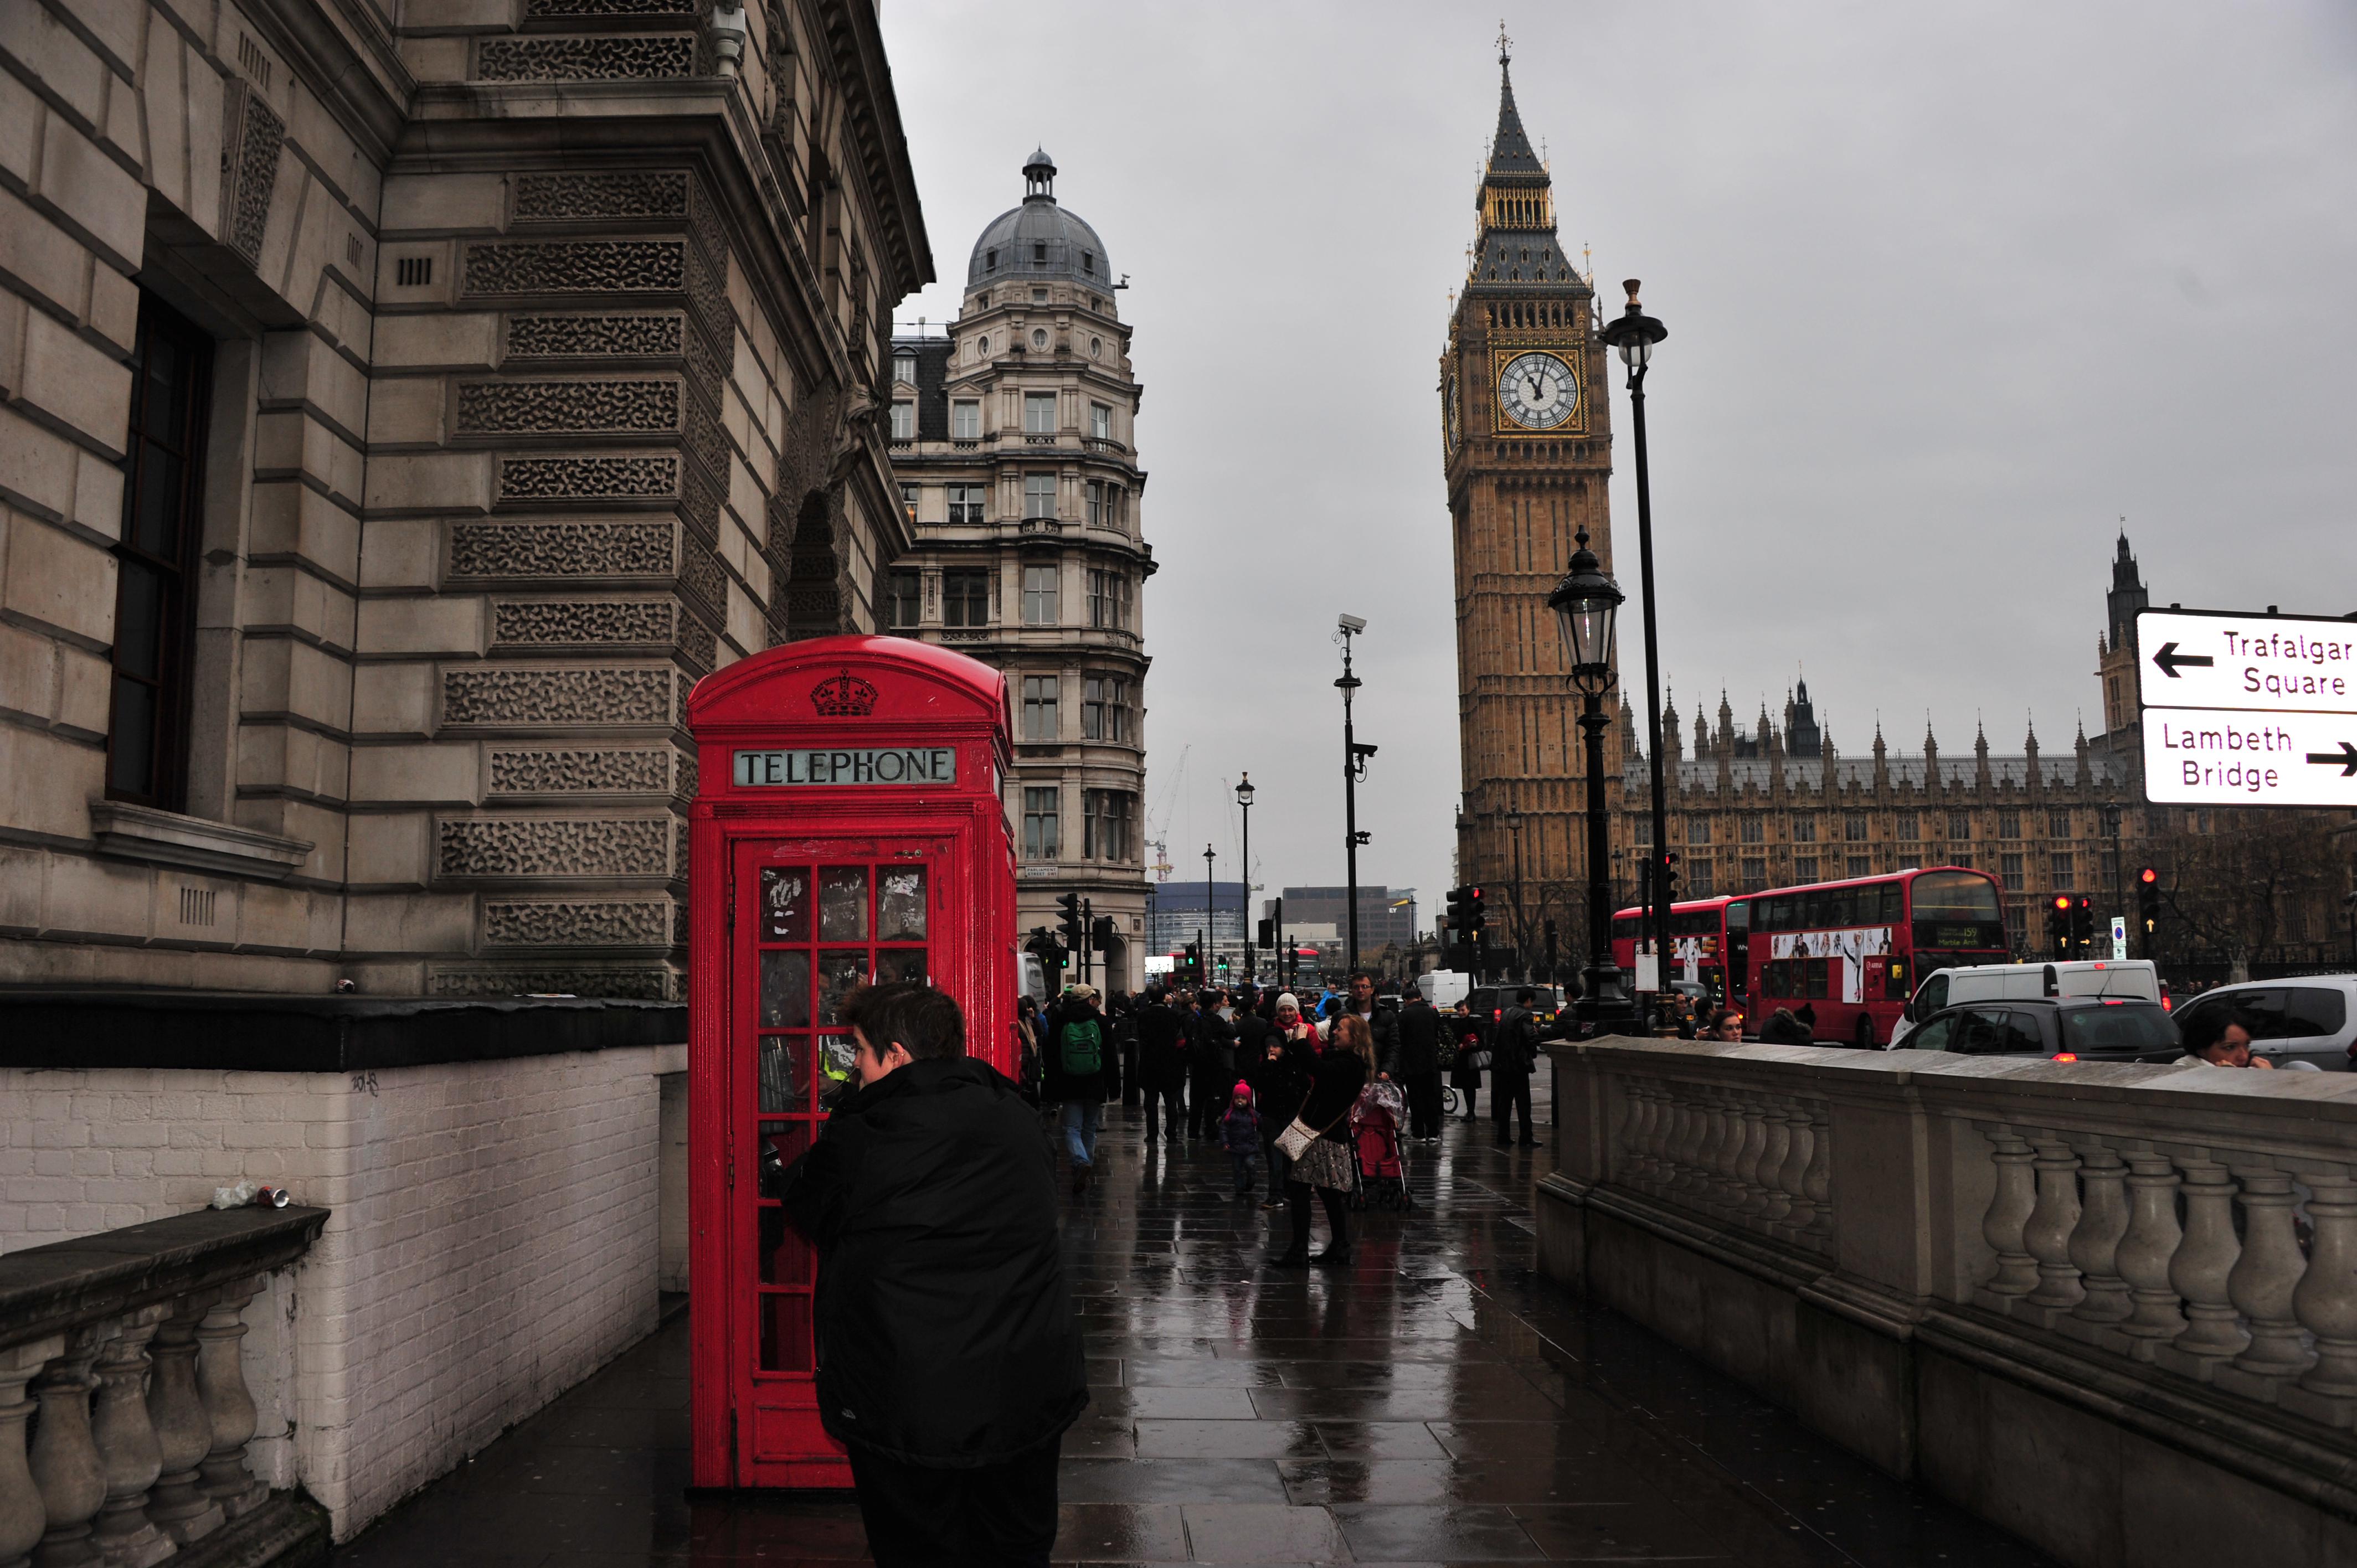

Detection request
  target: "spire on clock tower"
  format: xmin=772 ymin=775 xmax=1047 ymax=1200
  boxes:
xmin=1470 ymin=40 xmax=1563 ymax=282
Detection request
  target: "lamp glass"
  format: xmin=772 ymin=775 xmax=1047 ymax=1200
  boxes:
xmin=1235 ymin=779 xmax=1254 ymax=807
xmin=1552 ymin=594 xmax=1617 ymax=685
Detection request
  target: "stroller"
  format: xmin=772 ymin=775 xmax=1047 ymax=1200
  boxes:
xmin=1348 ymin=1079 xmax=1412 ymax=1211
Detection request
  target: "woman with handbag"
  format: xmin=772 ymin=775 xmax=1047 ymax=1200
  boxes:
xmin=1273 ymin=1012 xmax=1372 ymax=1268
xmin=1253 ymin=993 xmax=1319 ymax=1212
xmin=1448 ymin=1000 xmax=1488 ymax=1122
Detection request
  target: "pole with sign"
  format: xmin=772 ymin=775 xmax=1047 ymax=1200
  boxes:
xmin=2137 ymin=607 xmax=2357 ymax=808
xmin=2110 ymin=915 xmax=2128 ymax=961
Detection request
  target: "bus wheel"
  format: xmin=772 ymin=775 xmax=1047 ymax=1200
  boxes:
xmin=1854 ymin=1015 xmax=1876 ymax=1049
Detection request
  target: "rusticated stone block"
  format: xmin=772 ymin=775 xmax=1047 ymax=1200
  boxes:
xmin=513 ymin=172 xmax=689 ymax=222
xmin=435 ymin=817 xmax=668 ymax=877
xmin=477 ymin=35 xmax=696 ymax=81
xmin=425 ymin=966 xmax=673 ymax=999
xmin=487 ymin=749 xmax=673 ymax=796
xmin=495 ymin=454 xmax=678 ymax=505
xmin=441 ymin=667 xmax=672 ymax=726
xmin=456 ymin=379 xmax=682 ymax=436
xmin=462 ymin=240 xmax=685 ymax=298
xmin=219 ymin=84 xmax=285 ymax=266
xmin=447 ymin=522 xmax=674 ymax=581
xmin=491 ymin=599 xmax=676 ymax=647
xmin=504 ymin=313 xmax=683 ymax=360
xmin=482 ymin=900 xmax=671 ymax=946
xmin=525 ymin=0 xmax=696 ymax=14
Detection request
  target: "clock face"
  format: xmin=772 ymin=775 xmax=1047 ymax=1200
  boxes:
xmin=1443 ymin=368 xmax=1461 ymax=456
xmin=1497 ymin=350 xmax=1578 ymax=431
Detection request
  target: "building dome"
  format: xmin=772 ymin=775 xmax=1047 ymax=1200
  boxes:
xmin=965 ymin=149 xmax=1114 ymax=291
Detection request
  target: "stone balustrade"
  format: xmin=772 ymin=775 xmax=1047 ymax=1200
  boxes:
xmin=0 ymin=1208 xmax=327 ymax=1568
xmin=1541 ymin=1038 xmax=2357 ymax=1568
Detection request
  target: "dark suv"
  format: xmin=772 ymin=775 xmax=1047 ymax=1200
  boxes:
xmin=1896 ymin=997 xmax=2180 ymax=1062
xmin=1466 ymin=986 xmax=1569 ymax=1041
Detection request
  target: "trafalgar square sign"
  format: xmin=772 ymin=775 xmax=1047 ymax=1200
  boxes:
xmin=2137 ymin=607 xmax=2357 ymax=807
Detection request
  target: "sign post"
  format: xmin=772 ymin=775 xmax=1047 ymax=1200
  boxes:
xmin=2135 ymin=608 xmax=2357 ymax=808
xmin=2110 ymin=915 xmax=2128 ymax=962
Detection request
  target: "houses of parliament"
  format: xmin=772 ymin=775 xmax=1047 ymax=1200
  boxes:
xmin=1442 ymin=52 xmax=2342 ymax=966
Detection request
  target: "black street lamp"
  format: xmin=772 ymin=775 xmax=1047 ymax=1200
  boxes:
xmin=1597 ymin=280 xmax=1669 ymax=1013
xmin=1203 ymin=842 xmax=1216 ymax=984
xmin=1506 ymin=806 xmax=1527 ymax=980
xmin=1336 ymin=614 xmax=1373 ymax=968
xmin=1548 ymin=525 xmax=1634 ymax=1030
xmin=1235 ymin=775 xmax=1255 ymax=983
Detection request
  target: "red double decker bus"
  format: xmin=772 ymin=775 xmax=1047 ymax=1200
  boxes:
xmin=1613 ymin=866 xmax=2009 ymax=1046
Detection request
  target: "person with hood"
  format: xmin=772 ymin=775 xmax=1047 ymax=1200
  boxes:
xmin=779 ymin=982 xmax=1086 ymax=1566
xmin=1757 ymin=1007 xmax=1810 ymax=1045
xmin=1218 ymin=1081 xmax=1263 ymax=1196
xmin=1040 ymin=984 xmax=1116 ymax=1193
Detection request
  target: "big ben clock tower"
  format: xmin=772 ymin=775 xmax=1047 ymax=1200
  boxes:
xmin=1442 ymin=34 xmax=1618 ymax=956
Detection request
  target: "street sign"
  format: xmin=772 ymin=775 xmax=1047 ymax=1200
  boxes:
xmin=2137 ymin=607 xmax=2357 ymax=807
xmin=2110 ymin=915 xmax=2127 ymax=961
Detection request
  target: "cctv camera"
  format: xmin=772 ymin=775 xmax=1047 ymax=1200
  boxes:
xmin=1337 ymin=613 xmax=1367 ymax=633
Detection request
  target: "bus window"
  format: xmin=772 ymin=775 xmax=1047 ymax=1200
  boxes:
xmin=1805 ymin=957 xmax=1829 ymax=998
xmin=1879 ymin=884 xmax=1904 ymax=922
xmin=1727 ymin=900 xmax=1751 ymax=930
xmin=1911 ymin=870 xmax=2003 ymax=923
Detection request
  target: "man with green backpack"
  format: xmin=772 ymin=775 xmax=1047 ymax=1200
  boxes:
xmin=1041 ymin=984 xmax=1118 ymax=1195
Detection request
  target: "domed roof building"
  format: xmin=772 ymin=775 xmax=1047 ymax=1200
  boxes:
xmin=886 ymin=153 xmax=1155 ymax=991
xmin=966 ymin=149 xmax=1116 ymax=292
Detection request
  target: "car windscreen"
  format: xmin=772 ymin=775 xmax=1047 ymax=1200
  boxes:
xmin=2060 ymin=1005 xmax=2179 ymax=1055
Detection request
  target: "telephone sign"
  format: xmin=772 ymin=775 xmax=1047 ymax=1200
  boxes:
xmin=2137 ymin=607 xmax=2357 ymax=808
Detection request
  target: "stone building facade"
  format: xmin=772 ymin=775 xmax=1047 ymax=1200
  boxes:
xmin=883 ymin=152 xmax=1152 ymax=992
xmin=0 ymin=0 xmax=930 ymax=999
xmin=1439 ymin=45 xmax=1620 ymax=930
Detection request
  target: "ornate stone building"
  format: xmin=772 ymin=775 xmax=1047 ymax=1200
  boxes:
xmin=0 ymin=0 xmax=930 ymax=998
xmin=1440 ymin=43 xmax=1619 ymax=944
xmin=885 ymin=151 xmax=1152 ymax=991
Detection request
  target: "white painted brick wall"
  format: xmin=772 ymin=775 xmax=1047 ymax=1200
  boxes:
xmin=0 ymin=1041 xmax=687 ymax=1539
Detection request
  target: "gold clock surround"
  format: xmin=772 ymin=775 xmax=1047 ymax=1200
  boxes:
xmin=1487 ymin=345 xmax=1585 ymax=437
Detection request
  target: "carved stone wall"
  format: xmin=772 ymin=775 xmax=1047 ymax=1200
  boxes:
xmin=482 ymin=900 xmax=673 ymax=946
xmin=441 ymin=667 xmax=676 ymax=727
xmin=436 ymin=818 xmax=672 ymax=878
xmin=487 ymin=749 xmax=681 ymax=796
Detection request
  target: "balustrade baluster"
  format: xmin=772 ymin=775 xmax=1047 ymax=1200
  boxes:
xmin=143 ymin=1297 xmax=222 ymax=1545
xmin=1636 ymin=1082 xmax=1667 ymax=1185
xmin=1775 ymin=1102 xmax=1814 ymax=1235
xmin=2066 ymin=1141 xmax=2132 ymax=1327
xmin=2023 ymin=1136 xmax=2085 ymax=1312
xmin=2162 ymin=1158 xmax=2249 ymax=1374
xmin=88 ymin=1307 xmax=170 ymax=1568
xmin=1978 ymin=1128 xmax=2039 ymax=1301
xmin=0 ymin=1338 xmax=60 ymax=1568
xmin=2222 ymin=1168 xmax=2312 ymax=1387
xmin=2115 ymin=1151 xmax=2186 ymax=1350
xmin=1799 ymin=1102 xmax=1833 ymax=1244
xmin=1700 ymin=1089 xmax=1740 ymax=1210
xmin=195 ymin=1286 xmax=265 ymax=1519
xmin=1628 ymin=1081 xmax=1661 ymax=1185
xmin=1732 ymin=1094 xmax=1773 ymax=1219
xmin=30 ymin=1329 xmax=106 ymax=1568
xmin=1609 ymin=1079 xmax=1640 ymax=1181
xmin=1755 ymin=1096 xmax=1793 ymax=1223
xmin=2289 ymin=1175 xmax=2357 ymax=1421
xmin=1671 ymin=1085 xmax=1710 ymax=1200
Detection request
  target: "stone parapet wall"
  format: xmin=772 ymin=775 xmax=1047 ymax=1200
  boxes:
xmin=1539 ymin=1037 xmax=2357 ymax=1568
xmin=0 ymin=1038 xmax=686 ymax=1539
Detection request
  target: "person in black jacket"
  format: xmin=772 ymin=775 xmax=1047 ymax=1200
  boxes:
xmin=1388 ymin=991 xmax=1445 ymax=1141
xmin=1491 ymin=988 xmax=1541 ymax=1147
xmin=779 ymin=982 xmax=1086 ymax=1567
xmin=1188 ymin=989 xmax=1237 ymax=1139
xmin=1131 ymin=987 xmax=1190 ymax=1142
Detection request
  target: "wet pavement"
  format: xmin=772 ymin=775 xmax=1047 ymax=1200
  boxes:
xmin=333 ymin=1084 xmax=2052 ymax=1565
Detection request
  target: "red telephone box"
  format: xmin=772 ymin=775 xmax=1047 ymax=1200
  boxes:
xmin=685 ymin=635 xmax=1016 ymax=1488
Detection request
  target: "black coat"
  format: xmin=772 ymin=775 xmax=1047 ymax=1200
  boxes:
xmin=1039 ymin=1002 xmax=1118 ymax=1102
xmin=1296 ymin=1048 xmax=1370 ymax=1144
xmin=1255 ymin=1027 xmax=1320 ymax=1127
xmin=1133 ymin=1001 xmax=1191 ymax=1090
xmin=780 ymin=1057 xmax=1087 ymax=1466
xmin=1191 ymin=1009 xmax=1237 ymax=1085
xmin=1493 ymin=1006 xmax=1540 ymax=1077
xmin=1390 ymin=999 xmax=1442 ymax=1075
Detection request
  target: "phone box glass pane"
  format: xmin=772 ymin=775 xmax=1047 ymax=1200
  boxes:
xmin=820 ymin=868 xmax=869 ymax=941
xmin=756 ymin=1120 xmax=809 ymax=1198
xmin=758 ymin=1206 xmax=814 ymax=1285
xmin=758 ymin=951 xmax=811 ymax=1028
xmin=759 ymin=1293 xmax=814 ymax=1371
xmin=761 ymin=868 xmax=811 ymax=942
xmin=758 ymin=1036 xmax=812 ymax=1112
xmin=877 ymin=869 xmax=927 ymax=941
xmin=817 ymin=951 xmax=867 ymax=1024
xmin=876 ymin=950 xmax=928 ymax=987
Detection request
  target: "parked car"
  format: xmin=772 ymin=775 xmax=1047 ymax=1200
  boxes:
xmin=2169 ymin=978 xmax=2356 ymax=1071
xmin=1466 ymin=985 xmax=1570 ymax=1039
xmin=1893 ymin=997 xmax=2180 ymax=1062
xmin=1890 ymin=960 xmax=2161 ymax=1048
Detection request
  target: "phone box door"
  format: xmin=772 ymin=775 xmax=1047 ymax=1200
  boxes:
xmin=685 ymin=637 xmax=1015 ymax=1489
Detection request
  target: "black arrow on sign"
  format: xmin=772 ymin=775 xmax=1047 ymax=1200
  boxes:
xmin=2151 ymin=642 xmax=2214 ymax=679
xmin=2305 ymin=742 xmax=2357 ymax=778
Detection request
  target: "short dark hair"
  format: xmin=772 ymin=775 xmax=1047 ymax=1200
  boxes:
xmin=1516 ymin=988 xmax=1536 ymax=1003
xmin=840 ymin=982 xmax=964 ymax=1061
xmin=2223 ymin=1012 xmax=2263 ymax=1041
xmin=1349 ymin=968 xmax=1375 ymax=984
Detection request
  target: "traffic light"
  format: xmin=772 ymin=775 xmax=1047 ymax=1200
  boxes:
xmin=1090 ymin=915 xmax=1115 ymax=952
xmin=2137 ymin=867 xmax=2161 ymax=937
xmin=1443 ymin=886 xmax=1470 ymax=936
xmin=2047 ymin=895 xmax=2071 ymax=957
xmin=1465 ymin=886 xmax=1486 ymax=937
xmin=1258 ymin=917 xmax=1275 ymax=950
xmin=1182 ymin=941 xmax=1203 ymax=983
xmin=1056 ymin=891 xmax=1083 ymax=948
xmin=2070 ymin=895 xmax=2094 ymax=956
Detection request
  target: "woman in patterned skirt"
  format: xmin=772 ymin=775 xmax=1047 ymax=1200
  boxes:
xmin=1273 ymin=1012 xmax=1373 ymax=1267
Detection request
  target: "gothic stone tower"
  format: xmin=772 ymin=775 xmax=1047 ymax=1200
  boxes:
xmin=1442 ymin=40 xmax=1615 ymax=957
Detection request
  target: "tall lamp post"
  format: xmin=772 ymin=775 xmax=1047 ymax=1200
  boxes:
xmin=1203 ymin=842 xmax=1216 ymax=986
xmin=1336 ymin=614 xmax=1372 ymax=968
xmin=1506 ymin=806 xmax=1527 ymax=979
xmin=1597 ymin=280 xmax=1669 ymax=1012
xmin=1235 ymin=774 xmax=1255 ymax=983
xmin=1548 ymin=525 xmax=1634 ymax=1030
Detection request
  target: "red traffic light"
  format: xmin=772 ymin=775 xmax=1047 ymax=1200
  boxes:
xmin=2052 ymin=895 xmax=2071 ymax=912
xmin=2138 ymin=866 xmax=2158 ymax=885
xmin=2077 ymin=896 xmax=2092 ymax=910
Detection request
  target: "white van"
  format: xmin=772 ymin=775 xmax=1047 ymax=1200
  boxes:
xmin=1888 ymin=960 xmax=2161 ymax=1048
xmin=1417 ymin=970 xmax=1471 ymax=1010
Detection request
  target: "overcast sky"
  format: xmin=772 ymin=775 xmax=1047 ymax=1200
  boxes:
xmin=877 ymin=1 xmax=2357 ymax=930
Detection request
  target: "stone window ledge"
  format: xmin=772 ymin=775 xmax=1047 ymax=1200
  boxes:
xmin=88 ymin=802 xmax=314 ymax=881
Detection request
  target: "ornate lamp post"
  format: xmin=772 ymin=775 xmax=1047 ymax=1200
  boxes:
xmin=1202 ymin=842 xmax=1216 ymax=985
xmin=1336 ymin=614 xmax=1373 ymax=967
xmin=1597 ymin=280 xmax=1669 ymax=1008
xmin=1548 ymin=526 xmax=1634 ymax=1030
xmin=1235 ymin=774 xmax=1256 ymax=982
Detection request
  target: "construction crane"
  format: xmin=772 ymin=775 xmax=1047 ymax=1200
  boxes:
xmin=1144 ymin=744 xmax=1188 ymax=883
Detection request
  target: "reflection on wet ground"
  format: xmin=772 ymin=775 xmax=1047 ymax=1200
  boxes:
xmin=333 ymin=1085 xmax=2052 ymax=1565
